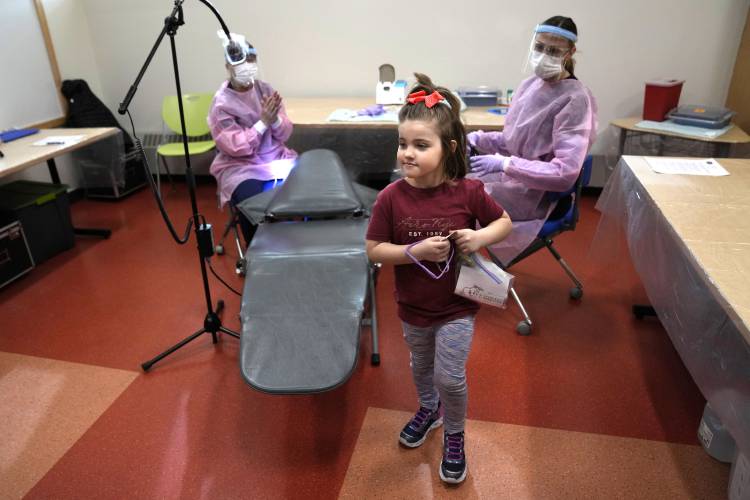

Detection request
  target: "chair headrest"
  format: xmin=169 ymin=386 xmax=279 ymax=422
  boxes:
xmin=266 ymin=149 xmax=364 ymax=218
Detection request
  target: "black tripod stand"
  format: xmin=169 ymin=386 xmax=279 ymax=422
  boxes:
xmin=118 ymin=0 xmax=240 ymax=372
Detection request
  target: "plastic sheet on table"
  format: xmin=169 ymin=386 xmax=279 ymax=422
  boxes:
xmin=589 ymin=156 xmax=750 ymax=457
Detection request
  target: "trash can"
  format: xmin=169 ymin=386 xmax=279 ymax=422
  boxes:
xmin=74 ymin=130 xmax=147 ymax=199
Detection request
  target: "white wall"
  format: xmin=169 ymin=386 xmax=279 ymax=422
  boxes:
xmin=79 ymin=0 xmax=748 ymax=154
xmin=6 ymin=0 xmax=104 ymax=188
xmin=10 ymin=0 xmax=750 ymax=186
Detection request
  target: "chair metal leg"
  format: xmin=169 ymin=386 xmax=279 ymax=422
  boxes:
xmin=232 ymin=217 xmax=246 ymax=277
xmin=232 ymin=220 xmax=244 ymax=261
xmin=545 ymin=241 xmax=584 ymax=299
xmin=159 ymin=154 xmax=175 ymax=192
xmin=487 ymin=248 xmax=533 ymax=335
xmin=214 ymin=206 xmax=246 ymax=277
xmin=367 ymin=263 xmax=380 ymax=365
xmin=510 ymin=286 xmax=533 ymax=336
xmin=215 ymin=209 xmax=236 ymax=255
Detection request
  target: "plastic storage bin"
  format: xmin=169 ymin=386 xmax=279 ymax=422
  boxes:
xmin=0 ymin=221 xmax=34 ymax=289
xmin=643 ymin=79 xmax=683 ymax=121
xmin=667 ymin=105 xmax=734 ymax=129
xmin=73 ymin=130 xmax=147 ymax=199
xmin=0 ymin=181 xmax=74 ymax=265
xmin=458 ymin=86 xmax=500 ymax=107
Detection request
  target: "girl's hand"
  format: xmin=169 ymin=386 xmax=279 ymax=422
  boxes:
xmin=410 ymin=236 xmax=451 ymax=263
xmin=450 ymin=229 xmax=483 ymax=255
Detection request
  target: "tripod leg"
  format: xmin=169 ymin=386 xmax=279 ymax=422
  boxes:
xmin=214 ymin=299 xmax=240 ymax=338
xmin=142 ymin=327 xmax=208 ymax=371
xmin=219 ymin=325 xmax=241 ymax=339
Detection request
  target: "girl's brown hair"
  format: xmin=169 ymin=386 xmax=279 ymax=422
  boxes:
xmin=398 ymin=73 xmax=468 ymax=180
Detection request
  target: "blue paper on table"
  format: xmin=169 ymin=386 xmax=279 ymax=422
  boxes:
xmin=0 ymin=128 xmax=40 ymax=142
xmin=634 ymin=120 xmax=732 ymax=139
xmin=327 ymin=109 xmax=398 ymax=123
xmin=487 ymin=107 xmax=508 ymax=115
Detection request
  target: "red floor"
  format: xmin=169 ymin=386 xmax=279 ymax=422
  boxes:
xmin=0 ymin=183 xmax=709 ymax=498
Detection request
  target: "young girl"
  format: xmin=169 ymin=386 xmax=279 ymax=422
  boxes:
xmin=366 ymin=74 xmax=512 ymax=484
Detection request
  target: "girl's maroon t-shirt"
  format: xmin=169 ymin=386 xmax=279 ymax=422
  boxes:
xmin=366 ymin=178 xmax=504 ymax=327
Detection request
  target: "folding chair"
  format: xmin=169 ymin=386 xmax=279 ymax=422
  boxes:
xmin=489 ymin=155 xmax=593 ymax=335
xmin=156 ymin=93 xmax=216 ymax=192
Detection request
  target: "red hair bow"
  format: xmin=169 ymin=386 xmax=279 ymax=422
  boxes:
xmin=407 ymin=90 xmax=445 ymax=108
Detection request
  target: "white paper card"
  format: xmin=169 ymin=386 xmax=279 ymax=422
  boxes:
xmin=32 ymin=135 xmax=85 ymax=147
xmin=645 ymin=157 xmax=729 ymax=176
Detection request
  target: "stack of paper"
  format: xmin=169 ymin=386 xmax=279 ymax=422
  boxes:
xmin=645 ymin=157 xmax=729 ymax=176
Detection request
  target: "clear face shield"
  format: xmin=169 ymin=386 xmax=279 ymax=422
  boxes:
xmin=523 ymin=24 xmax=577 ymax=80
xmin=218 ymin=31 xmax=260 ymax=88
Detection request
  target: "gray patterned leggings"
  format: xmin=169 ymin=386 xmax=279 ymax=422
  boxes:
xmin=401 ymin=315 xmax=476 ymax=434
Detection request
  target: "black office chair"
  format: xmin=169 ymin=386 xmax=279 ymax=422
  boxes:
xmin=489 ymin=155 xmax=593 ymax=335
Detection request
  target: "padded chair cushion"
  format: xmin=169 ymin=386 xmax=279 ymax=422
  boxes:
xmin=239 ymin=219 xmax=369 ymax=394
xmin=266 ymin=149 xmax=363 ymax=218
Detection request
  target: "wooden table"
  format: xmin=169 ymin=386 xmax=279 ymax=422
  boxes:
xmin=0 ymin=127 xmax=119 ymax=238
xmin=611 ymin=117 xmax=750 ymax=158
xmin=595 ymin=155 xmax=750 ymax=458
xmin=281 ymin=98 xmax=504 ymax=188
xmin=283 ymin=97 xmax=505 ymax=130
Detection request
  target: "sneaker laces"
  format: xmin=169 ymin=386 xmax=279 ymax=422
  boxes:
xmin=410 ymin=407 xmax=433 ymax=429
xmin=445 ymin=433 xmax=464 ymax=460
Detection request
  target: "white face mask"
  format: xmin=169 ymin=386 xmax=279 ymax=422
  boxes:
xmin=530 ymin=51 xmax=564 ymax=80
xmin=231 ymin=62 xmax=258 ymax=87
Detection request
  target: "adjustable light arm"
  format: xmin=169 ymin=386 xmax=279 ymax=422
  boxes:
xmin=118 ymin=0 xmax=235 ymax=115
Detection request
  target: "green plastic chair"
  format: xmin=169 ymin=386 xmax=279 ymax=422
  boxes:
xmin=156 ymin=93 xmax=216 ymax=187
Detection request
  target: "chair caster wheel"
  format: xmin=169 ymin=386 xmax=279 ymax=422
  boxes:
xmin=569 ymin=287 xmax=583 ymax=300
xmin=371 ymin=353 xmax=380 ymax=366
xmin=215 ymin=244 xmax=225 ymax=255
xmin=516 ymin=320 xmax=532 ymax=336
xmin=236 ymin=259 xmax=246 ymax=277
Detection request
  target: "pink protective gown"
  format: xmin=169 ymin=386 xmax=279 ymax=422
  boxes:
xmin=208 ymin=80 xmax=297 ymax=206
xmin=468 ymin=75 xmax=598 ymax=264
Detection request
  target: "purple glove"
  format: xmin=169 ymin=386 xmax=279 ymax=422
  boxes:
xmin=357 ymin=104 xmax=386 ymax=117
xmin=467 ymin=131 xmax=482 ymax=149
xmin=470 ymin=154 xmax=507 ymax=177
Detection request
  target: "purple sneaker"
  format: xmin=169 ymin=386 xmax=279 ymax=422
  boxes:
xmin=399 ymin=403 xmax=442 ymax=448
xmin=440 ymin=431 xmax=467 ymax=484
